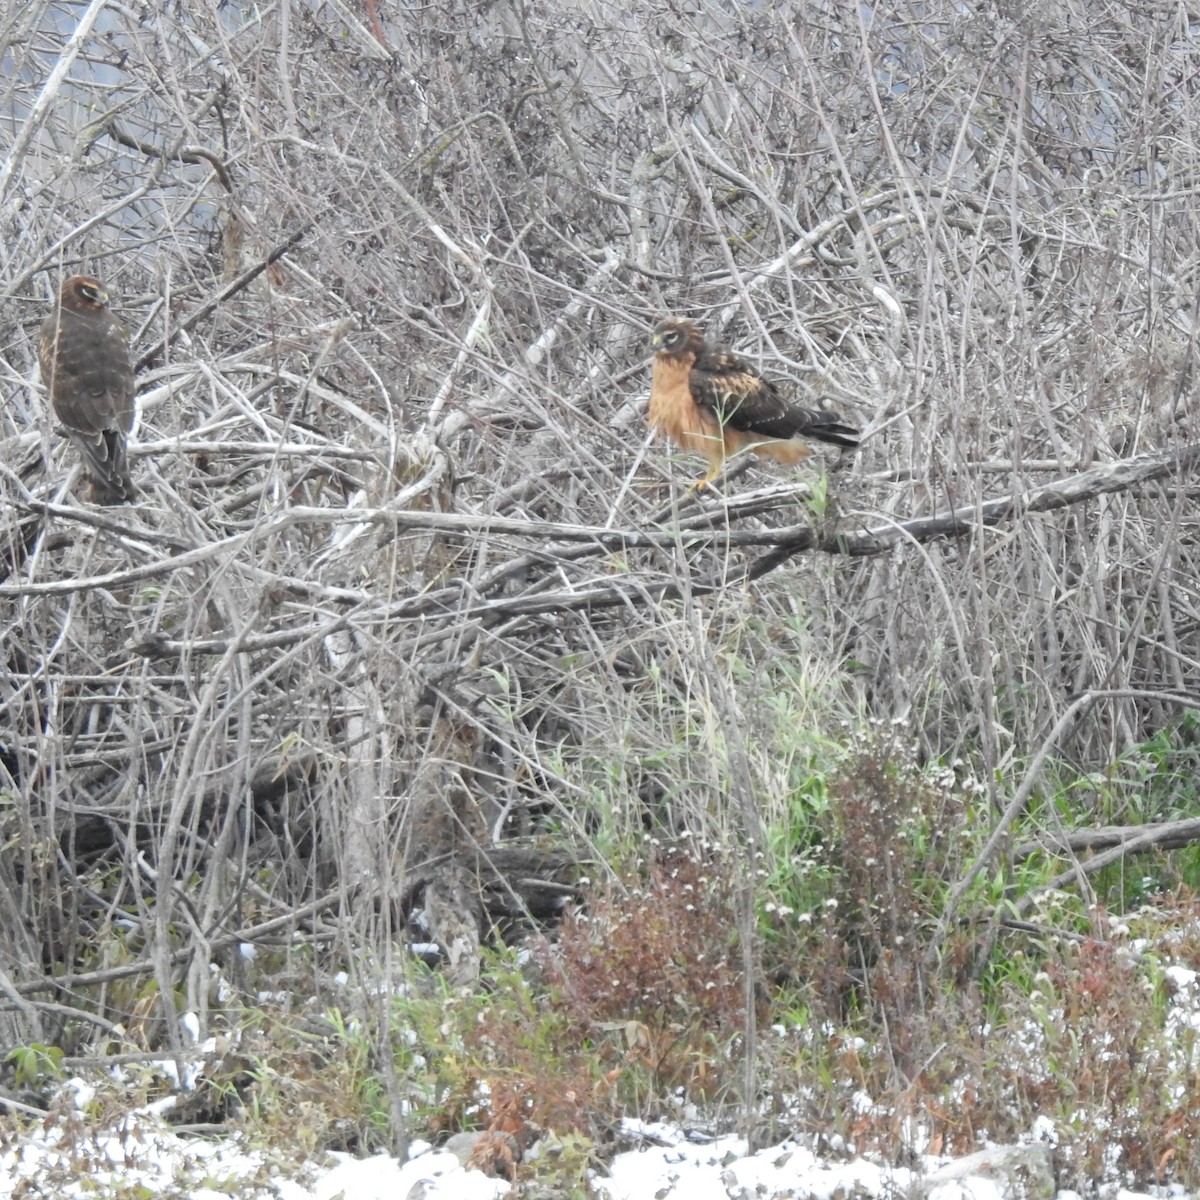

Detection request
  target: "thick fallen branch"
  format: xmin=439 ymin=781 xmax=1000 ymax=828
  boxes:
xmin=1013 ymin=815 xmax=1200 ymax=919
xmin=1012 ymin=816 xmax=1200 ymax=863
xmin=748 ymin=438 xmax=1200 ymax=579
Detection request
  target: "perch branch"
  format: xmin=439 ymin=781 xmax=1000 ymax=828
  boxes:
xmin=748 ymin=438 xmax=1200 ymax=579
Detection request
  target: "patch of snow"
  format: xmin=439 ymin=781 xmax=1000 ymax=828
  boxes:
xmin=593 ymin=1135 xmax=913 ymax=1200
xmin=1031 ymin=1115 xmax=1058 ymax=1146
xmin=1163 ymin=965 xmax=1197 ymax=991
xmin=65 ymin=1076 xmax=96 ymax=1109
xmin=312 ymin=1150 xmax=508 ymax=1200
xmin=927 ymin=1177 xmax=1004 ymax=1200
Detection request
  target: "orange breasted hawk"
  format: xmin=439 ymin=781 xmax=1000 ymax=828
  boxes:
xmin=38 ymin=275 xmax=137 ymax=505
xmin=648 ymin=317 xmax=859 ymax=489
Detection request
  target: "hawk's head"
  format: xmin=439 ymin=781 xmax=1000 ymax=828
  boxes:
xmin=58 ymin=275 xmax=110 ymax=314
xmin=651 ymin=318 xmax=704 ymax=360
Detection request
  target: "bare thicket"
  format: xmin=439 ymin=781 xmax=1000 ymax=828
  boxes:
xmin=2 ymin=0 xmax=1199 ymax=1054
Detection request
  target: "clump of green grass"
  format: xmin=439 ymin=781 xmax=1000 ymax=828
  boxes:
xmin=751 ymin=728 xmax=1200 ymax=1190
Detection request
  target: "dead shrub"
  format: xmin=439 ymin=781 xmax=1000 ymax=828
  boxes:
xmin=533 ymin=848 xmax=749 ymax=1107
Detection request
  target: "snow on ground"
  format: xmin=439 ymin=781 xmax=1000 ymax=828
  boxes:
xmin=0 ymin=1110 xmax=507 ymax=1200
xmin=9 ymin=930 xmax=1200 ymax=1200
xmin=0 ymin=1098 xmax=1060 ymax=1200
xmin=309 ymin=1149 xmax=508 ymax=1200
xmin=593 ymin=1125 xmax=913 ymax=1200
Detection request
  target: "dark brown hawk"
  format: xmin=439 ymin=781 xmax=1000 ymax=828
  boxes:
xmin=648 ymin=317 xmax=860 ymax=489
xmin=38 ymin=275 xmax=137 ymax=505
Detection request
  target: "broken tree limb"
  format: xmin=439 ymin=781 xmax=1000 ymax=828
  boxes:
xmin=748 ymin=437 xmax=1200 ymax=579
xmin=1012 ymin=816 xmax=1200 ymax=863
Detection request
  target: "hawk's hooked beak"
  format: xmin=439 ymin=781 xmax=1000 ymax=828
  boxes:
xmin=650 ymin=331 xmax=664 ymax=350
